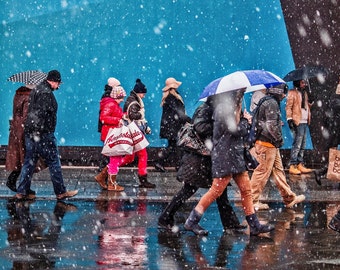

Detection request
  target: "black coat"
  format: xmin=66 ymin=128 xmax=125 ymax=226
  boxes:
xmin=177 ymin=151 xmax=212 ymax=188
xmin=211 ymin=102 xmax=249 ymax=178
xmin=160 ymin=93 xmax=190 ymax=140
xmin=24 ymin=81 xmax=58 ymax=135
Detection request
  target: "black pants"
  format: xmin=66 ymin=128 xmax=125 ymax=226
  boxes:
xmin=159 ymin=182 xmax=240 ymax=228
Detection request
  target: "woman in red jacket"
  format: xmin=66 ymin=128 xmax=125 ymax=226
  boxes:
xmin=97 ymin=80 xmax=126 ymax=191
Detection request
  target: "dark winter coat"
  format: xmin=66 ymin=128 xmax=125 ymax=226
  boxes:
xmin=327 ymin=94 xmax=340 ymax=147
xmin=211 ymin=102 xmax=250 ymax=178
xmin=160 ymin=93 xmax=191 ymax=140
xmin=24 ymin=81 xmax=58 ymax=135
xmin=99 ymin=97 xmax=123 ymax=142
xmin=123 ymin=91 xmax=143 ymax=121
xmin=177 ymin=102 xmax=213 ymax=187
xmin=256 ymin=96 xmax=284 ymax=148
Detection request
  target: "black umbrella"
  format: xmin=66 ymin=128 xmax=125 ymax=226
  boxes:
xmin=283 ymin=65 xmax=328 ymax=82
xmin=7 ymin=70 xmax=47 ymax=85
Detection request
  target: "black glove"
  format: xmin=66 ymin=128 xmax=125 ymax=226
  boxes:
xmin=287 ymin=119 xmax=296 ymax=130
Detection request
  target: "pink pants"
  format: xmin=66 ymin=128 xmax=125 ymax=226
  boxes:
xmin=108 ymin=148 xmax=148 ymax=176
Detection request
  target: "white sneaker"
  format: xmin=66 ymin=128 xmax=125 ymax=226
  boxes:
xmin=254 ymin=202 xmax=270 ymax=211
xmin=285 ymin=194 xmax=305 ymax=208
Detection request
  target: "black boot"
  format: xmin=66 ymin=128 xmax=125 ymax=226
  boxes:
xmin=138 ymin=174 xmax=156 ymax=188
xmin=184 ymin=209 xmax=208 ymax=236
xmin=328 ymin=211 xmax=340 ymax=233
xmin=246 ymin=213 xmax=274 ymax=236
xmin=6 ymin=170 xmax=21 ymax=192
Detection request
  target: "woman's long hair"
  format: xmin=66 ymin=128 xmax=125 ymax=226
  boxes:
xmin=160 ymin=88 xmax=184 ymax=107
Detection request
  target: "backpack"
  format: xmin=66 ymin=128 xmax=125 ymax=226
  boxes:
xmin=246 ymin=95 xmax=273 ymax=148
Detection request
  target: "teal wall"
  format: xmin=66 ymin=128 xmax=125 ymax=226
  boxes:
xmin=1 ymin=0 xmax=310 ymax=148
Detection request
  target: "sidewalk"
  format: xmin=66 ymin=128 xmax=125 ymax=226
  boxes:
xmin=1 ymin=165 xmax=339 ymax=202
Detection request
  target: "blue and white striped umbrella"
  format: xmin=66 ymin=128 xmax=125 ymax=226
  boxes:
xmin=199 ymin=70 xmax=285 ymax=100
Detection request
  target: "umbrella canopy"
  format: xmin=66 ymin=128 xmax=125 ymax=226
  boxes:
xmin=283 ymin=65 xmax=328 ymax=82
xmin=7 ymin=70 xmax=47 ymax=85
xmin=199 ymin=70 xmax=285 ymax=100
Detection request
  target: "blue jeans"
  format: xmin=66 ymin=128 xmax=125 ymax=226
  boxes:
xmin=17 ymin=133 xmax=66 ymax=196
xmin=289 ymin=123 xmax=308 ymax=165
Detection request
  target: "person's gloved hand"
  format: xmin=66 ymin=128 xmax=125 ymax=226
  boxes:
xmin=287 ymin=119 xmax=296 ymax=130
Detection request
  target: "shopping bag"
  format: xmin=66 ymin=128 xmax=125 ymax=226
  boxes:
xmin=127 ymin=121 xmax=149 ymax=152
xmin=101 ymin=125 xmax=133 ymax=156
xmin=326 ymin=147 xmax=340 ymax=181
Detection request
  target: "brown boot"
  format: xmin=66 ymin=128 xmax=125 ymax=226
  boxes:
xmin=107 ymin=174 xmax=124 ymax=192
xmin=297 ymin=163 xmax=313 ymax=173
xmin=289 ymin=165 xmax=301 ymax=175
xmin=94 ymin=167 xmax=108 ymax=189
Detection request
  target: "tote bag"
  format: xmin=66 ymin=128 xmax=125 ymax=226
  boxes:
xmin=127 ymin=121 xmax=149 ymax=152
xmin=101 ymin=125 xmax=133 ymax=156
xmin=326 ymin=147 xmax=340 ymax=181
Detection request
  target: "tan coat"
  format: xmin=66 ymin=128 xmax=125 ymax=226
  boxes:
xmin=5 ymin=86 xmax=46 ymax=172
xmin=285 ymin=88 xmax=311 ymax=125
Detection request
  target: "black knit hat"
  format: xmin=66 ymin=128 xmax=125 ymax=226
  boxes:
xmin=46 ymin=70 xmax=62 ymax=83
xmin=133 ymin=78 xmax=147 ymax=93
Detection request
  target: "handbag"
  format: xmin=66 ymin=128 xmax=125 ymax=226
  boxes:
xmin=326 ymin=147 xmax=340 ymax=181
xmin=244 ymin=147 xmax=259 ymax=170
xmin=101 ymin=125 xmax=134 ymax=156
xmin=177 ymin=122 xmax=211 ymax=156
xmin=127 ymin=121 xmax=149 ymax=152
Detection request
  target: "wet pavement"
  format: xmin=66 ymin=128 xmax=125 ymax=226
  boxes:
xmin=0 ymin=165 xmax=339 ymax=269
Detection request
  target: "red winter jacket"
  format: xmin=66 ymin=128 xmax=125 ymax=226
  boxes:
xmin=99 ymin=97 xmax=124 ymax=142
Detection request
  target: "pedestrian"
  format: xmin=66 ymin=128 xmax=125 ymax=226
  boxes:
xmin=286 ymin=79 xmax=313 ymax=175
xmin=120 ymin=78 xmax=156 ymax=188
xmin=96 ymin=78 xmax=127 ymax=191
xmin=5 ymin=84 xmax=46 ymax=193
xmin=94 ymin=77 xmax=121 ymax=189
xmin=158 ymin=100 xmax=246 ymax=232
xmin=250 ymin=86 xmax=305 ymax=211
xmin=314 ymin=75 xmax=340 ymax=184
xmin=15 ymin=70 xmax=78 ymax=200
xmin=154 ymin=77 xmax=191 ymax=172
xmin=184 ymin=89 xmax=274 ymax=236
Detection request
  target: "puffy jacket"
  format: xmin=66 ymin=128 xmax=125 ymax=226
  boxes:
xmin=99 ymin=97 xmax=123 ymax=142
xmin=286 ymin=88 xmax=311 ymax=125
xmin=257 ymin=96 xmax=284 ymax=148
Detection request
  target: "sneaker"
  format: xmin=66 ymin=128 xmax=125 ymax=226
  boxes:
xmin=289 ymin=165 xmax=301 ymax=175
xmin=285 ymin=194 xmax=305 ymax=208
xmin=254 ymin=202 xmax=270 ymax=211
xmin=297 ymin=163 xmax=313 ymax=173
xmin=56 ymin=190 xmax=78 ymax=200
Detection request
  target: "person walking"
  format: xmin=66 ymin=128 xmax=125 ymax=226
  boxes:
xmin=120 ymin=78 xmax=156 ymax=188
xmin=96 ymin=80 xmax=127 ymax=191
xmin=5 ymin=84 xmax=46 ymax=193
xmin=250 ymin=86 xmax=305 ymax=211
xmin=286 ymin=79 xmax=313 ymax=175
xmin=15 ymin=70 xmax=78 ymax=200
xmin=184 ymin=89 xmax=274 ymax=236
xmin=154 ymin=77 xmax=191 ymax=172
xmin=158 ymin=100 xmax=246 ymax=231
xmin=94 ymin=77 xmax=121 ymax=189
